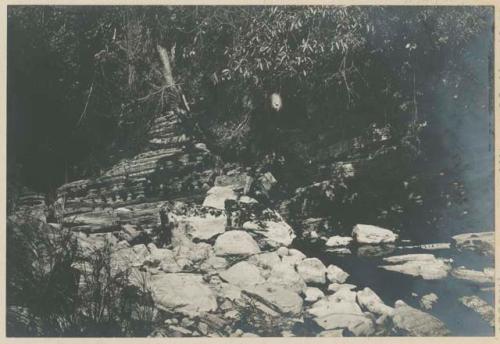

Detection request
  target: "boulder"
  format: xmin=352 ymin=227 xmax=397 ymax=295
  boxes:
xmin=146 ymin=247 xmax=175 ymax=267
xmin=308 ymin=297 xmax=375 ymax=336
xmin=327 ymin=283 xmax=357 ymax=293
xmin=326 ymin=265 xmax=349 ymax=283
xmin=451 ymin=266 xmax=494 ymax=285
xmin=392 ymin=300 xmax=449 ymax=336
xmin=183 ymin=214 xmax=226 ymax=241
xmin=329 ymin=288 xmax=358 ymax=303
xmin=452 ymin=232 xmax=494 ymax=256
xmin=214 ymin=173 xmax=248 ymax=190
xmin=420 ymin=293 xmax=439 ymax=310
xmin=247 ymin=220 xmax=296 ymax=247
xmin=304 ymin=287 xmax=325 ymax=303
xmin=219 ymin=261 xmax=265 ymax=288
xmin=118 ymin=224 xmax=146 ymax=244
xmin=110 ymin=244 xmax=150 ymax=273
xmin=248 ymin=251 xmax=282 ymax=278
xmin=174 ymin=242 xmax=214 ymax=264
xmin=357 ymin=244 xmax=395 ymax=257
xmin=352 ymin=224 xmax=397 ymax=244
xmin=150 ymin=273 xmax=218 ymax=317
xmin=203 ymin=186 xmax=238 ymax=210
xmin=239 ymin=196 xmax=258 ymax=204
xmin=297 ymin=258 xmax=327 ymax=284
xmin=325 ymin=236 xmax=353 ymax=247
xmin=199 ymin=256 xmax=228 ymax=273
xmin=214 ymin=230 xmax=260 ymax=256
xmin=326 ymin=247 xmax=352 ymax=255
xmin=277 ymin=247 xmax=289 ymax=257
xmin=281 ymin=248 xmax=307 ymax=267
xmin=379 ymin=254 xmax=452 ymax=280
xmin=210 ymin=281 xmax=243 ymax=302
xmin=267 ymin=262 xmax=307 ymax=294
xmin=356 ymin=287 xmax=395 ymax=316
xmin=459 ymin=295 xmax=494 ymax=327
xmin=242 ymin=282 xmax=303 ymax=316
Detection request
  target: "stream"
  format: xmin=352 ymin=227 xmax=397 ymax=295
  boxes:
xmin=293 ymin=237 xmax=494 ymax=336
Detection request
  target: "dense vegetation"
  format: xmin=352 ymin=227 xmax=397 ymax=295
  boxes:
xmin=8 ymin=6 xmax=490 ymax=190
xmin=6 ymin=6 xmax=494 ymax=337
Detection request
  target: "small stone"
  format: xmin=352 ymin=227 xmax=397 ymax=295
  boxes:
xmin=198 ymin=322 xmax=209 ymax=335
xmin=420 ymin=293 xmax=439 ymax=310
xmin=181 ymin=317 xmax=195 ymax=328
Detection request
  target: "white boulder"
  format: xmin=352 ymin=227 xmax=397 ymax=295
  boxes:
xmin=325 ymin=236 xmax=353 ymax=247
xmin=379 ymin=254 xmax=452 ymax=280
xmin=267 ymin=262 xmax=307 ymax=294
xmin=326 ymin=264 xmax=349 ymax=283
xmin=202 ymin=186 xmax=237 ymax=210
xmin=356 ymin=287 xmax=395 ymax=316
xmin=352 ymin=224 xmax=397 ymax=244
xmin=214 ymin=230 xmax=260 ymax=256
xmin=150 ymin=273 xmax=218 ymax=317
xmin=392 ymin=300 xmax=449 ymax=336
xmin=297 ymin=258 xmax=327 ymax=284
xmin=304 ymin=287 xmax=325 ymax=302
xmin=219 ymin=261 xmax=265 ymax=288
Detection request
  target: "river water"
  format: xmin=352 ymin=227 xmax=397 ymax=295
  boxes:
xmin=290 ymin=20 xmax=495 ymax=337
xmin=294 ymin=238 xmax=494 ymax=336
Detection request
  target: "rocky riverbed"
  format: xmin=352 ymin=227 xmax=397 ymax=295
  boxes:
xmin=25 ymin=170 xmax=491 ymax=337
xmin=8 ymin=108 xmax=494 ymax=337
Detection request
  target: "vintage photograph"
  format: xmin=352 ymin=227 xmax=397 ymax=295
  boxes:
xmin=6 ymin=5 xmax=495 ymax=337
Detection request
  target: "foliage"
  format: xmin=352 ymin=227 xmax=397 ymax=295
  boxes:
xmin=8 ymin=6 xmax=491 ymax=192
xmin=6 ymin=218 xmax=157 ymax=336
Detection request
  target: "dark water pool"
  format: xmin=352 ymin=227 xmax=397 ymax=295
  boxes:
xmin=293 ymin=239 xmax=495 ymax=336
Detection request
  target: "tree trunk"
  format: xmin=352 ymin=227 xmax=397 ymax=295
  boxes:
xmin=157 ymin=45 xmax=176 ymax=90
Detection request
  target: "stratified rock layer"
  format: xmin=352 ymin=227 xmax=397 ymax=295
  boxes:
xmin=56 ymin=108 xmax=215 ymax=230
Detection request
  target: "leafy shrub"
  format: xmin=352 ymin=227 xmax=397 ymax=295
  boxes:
xmin=6 ymin=218 xmax=157 ymax=336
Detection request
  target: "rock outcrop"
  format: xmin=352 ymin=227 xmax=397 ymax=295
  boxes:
xmin=452 ymin=232 xmax=494 ymax=256
xmin=57 ymin=108 xmax=215 ymax=226
xmin=379 ymin=254 xmax=452 ymax=280
xmin=459 ymin=296 xmax=494 ymax=327
xmin=352 ymin=224 xmax=398 ymax=245
xmin=392 ymin=300 xmax=449 ymax=336
xmin=451 ymin=266 xmax=494 ymax=285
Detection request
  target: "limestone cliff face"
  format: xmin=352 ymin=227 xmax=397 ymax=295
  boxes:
xmin=56 ymin=107 xmax=216 ymax=229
